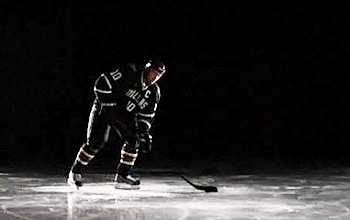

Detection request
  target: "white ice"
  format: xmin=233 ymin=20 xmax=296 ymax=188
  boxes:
xmin=1 ymin=171 xmax=350 ymax=220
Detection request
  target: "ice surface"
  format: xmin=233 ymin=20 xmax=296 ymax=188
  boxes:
xmin=1 ymin=170 xmax=350 ymax=219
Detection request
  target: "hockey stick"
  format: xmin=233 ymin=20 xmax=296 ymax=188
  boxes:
xmin=180 ymin=175 xmax=218 ymax=192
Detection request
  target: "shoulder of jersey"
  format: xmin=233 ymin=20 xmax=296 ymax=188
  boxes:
xmin=106 ymin=64 xmax=136 ymax=81
xmin=152 ymin=83 xmax=161 ymax=102
xmin=122 ymin=63 xmax=140 ymax=80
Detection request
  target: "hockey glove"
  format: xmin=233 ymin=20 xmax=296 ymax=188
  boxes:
xmin=137 ymin=133 xmax=152 ymax=154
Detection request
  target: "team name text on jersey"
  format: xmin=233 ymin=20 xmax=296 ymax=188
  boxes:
xmin=125 ymin=89 xmax=149 ymax=111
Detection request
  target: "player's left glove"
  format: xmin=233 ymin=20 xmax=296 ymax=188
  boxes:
xmin=137 ymin=133 xmax=152 ymax=154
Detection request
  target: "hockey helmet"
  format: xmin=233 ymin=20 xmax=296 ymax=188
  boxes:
xmin=145 ymin=60 xmax=166 ymax=75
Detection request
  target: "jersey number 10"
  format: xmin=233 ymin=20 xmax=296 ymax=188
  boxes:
xmin=110 ymin=69 xmax=122 ymax=81
xmin=110 ymin=69 xmax=135 ymax=112
xmin=126 ymin=101 xmax=136 ymax=112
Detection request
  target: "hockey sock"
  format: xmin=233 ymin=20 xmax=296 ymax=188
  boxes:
xmin=71 ymin=144 xmax=96 ymax=173
xmin=117 ymin=149 xmax=138 ymax=176
xmin=120 ymin=149 xmax=138 ymax=165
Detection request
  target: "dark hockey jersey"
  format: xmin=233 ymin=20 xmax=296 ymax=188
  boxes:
xmin=93 ymin=63 xmax=160 ymax=134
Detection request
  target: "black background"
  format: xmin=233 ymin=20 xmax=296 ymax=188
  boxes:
xmin=0 ymin=2 xmax=348 ymax=172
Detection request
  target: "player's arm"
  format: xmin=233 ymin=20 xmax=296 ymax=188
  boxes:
xmin=136 ymin=84 xmax=161 ymax=153
xmin=136 ymin=84 xmax=160 ymax=133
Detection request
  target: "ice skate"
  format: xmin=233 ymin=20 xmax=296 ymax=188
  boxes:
xmin=114 ymin=174 xmax=140 ymax=190
xmin=67 ymin=171 xmax=83 ymax=189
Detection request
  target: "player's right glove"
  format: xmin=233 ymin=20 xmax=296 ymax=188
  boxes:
xmin=137 ymin=133 xmax=152 ymax=154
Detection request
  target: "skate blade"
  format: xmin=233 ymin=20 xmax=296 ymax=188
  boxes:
xmin=114 ymin=183 xmax=140 ymax=190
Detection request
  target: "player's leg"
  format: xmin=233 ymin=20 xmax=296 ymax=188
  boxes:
xmin=111 ymin=125 xmax=140 ymax=189
xmin=114 ymin=142 xmax=140 ymax=189
xmin=68 ymin=101 xmax=111 ymax=187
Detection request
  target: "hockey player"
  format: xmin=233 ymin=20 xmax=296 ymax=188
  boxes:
xmin=67 ymin=60 xmax=166 ymax=189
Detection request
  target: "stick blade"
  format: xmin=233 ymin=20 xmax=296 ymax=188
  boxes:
xmin=180 ymin=175 xmax=218 ymax=193
xmin=203 ymin=186 xmax=218 ymax=192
